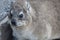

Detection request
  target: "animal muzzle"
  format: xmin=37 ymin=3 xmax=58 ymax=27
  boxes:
xmin=11 ymin=19 xmax=16 ymax=26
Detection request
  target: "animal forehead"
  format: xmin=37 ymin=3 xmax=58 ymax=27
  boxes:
xmin=13 ymin=2 xmax=23 ymax=9
xmin=11 ymin=2 xmax=25 ymax=15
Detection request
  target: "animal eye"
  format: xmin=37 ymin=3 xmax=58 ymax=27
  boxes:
xmin=19 ymin=14 xmax=23 ymax=19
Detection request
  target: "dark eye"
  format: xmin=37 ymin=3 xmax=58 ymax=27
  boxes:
xmin=19 ymin=14 xmax=23 ymax=19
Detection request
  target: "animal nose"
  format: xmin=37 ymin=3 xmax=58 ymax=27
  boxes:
xmin=11 ymin=19 xmax=16 ymax=25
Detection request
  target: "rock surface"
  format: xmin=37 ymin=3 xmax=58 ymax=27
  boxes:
xmin=0 ymin=0 xmax=15 ymax=40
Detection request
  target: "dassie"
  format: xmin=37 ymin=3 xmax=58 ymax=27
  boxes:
xmin=7 ymin=0 xmax=60 ymax=40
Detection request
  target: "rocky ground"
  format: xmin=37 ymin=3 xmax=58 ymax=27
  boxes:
xmin=0 ymin=0 xmax=15 ymax=40
xmin=0 ymin=0 xmax=15 ymax=21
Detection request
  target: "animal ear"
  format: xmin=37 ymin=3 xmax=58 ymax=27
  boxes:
xmin=24 ymin=1 xmax=31 ymax=12
xmin=8 ymin=2 xmax=14 ymax=18
xmin=8 ymin=11 xmax=12 ymax=19
xmin=8 ymin=2 xmax=14 ymax=19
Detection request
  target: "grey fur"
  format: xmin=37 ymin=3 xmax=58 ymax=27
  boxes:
xmin=4 ymin=0 xmax=60 ymax=40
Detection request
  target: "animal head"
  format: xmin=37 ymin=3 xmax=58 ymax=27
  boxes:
xmin=8 ymin=1 xmax=32 ymax=29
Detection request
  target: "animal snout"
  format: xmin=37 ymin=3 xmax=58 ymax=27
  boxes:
xmin=11 ymin=19 xmax=16 ymax=26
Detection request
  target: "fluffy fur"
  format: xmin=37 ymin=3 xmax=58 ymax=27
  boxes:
xmin=6 ymin=0 xmax=60 ymax=40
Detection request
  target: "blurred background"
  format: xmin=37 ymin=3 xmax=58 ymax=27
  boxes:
xmin=0 ymin=0 xmax=15 ymax=40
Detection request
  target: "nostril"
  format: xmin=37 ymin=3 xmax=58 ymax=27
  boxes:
xmin=11 ymin=19 xmax=16 ymax=25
